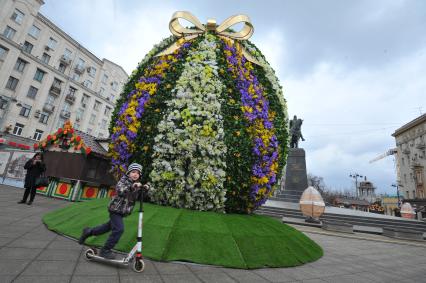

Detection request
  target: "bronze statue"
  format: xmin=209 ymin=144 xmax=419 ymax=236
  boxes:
xmin=289 ymin=115 xmax=305 ymax=148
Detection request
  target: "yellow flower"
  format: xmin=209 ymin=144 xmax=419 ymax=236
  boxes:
xmin=242 ymin=106 xmax=253 ymax=113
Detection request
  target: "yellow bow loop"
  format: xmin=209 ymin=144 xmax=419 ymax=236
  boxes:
xmin=169 ymin=11 xmax=205 ymax=38
xmin=216 ymin=14 xmax=254 ymax=40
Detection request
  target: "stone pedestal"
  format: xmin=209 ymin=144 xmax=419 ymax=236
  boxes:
xmin=278 ymin=148 xmax=308 ymax=203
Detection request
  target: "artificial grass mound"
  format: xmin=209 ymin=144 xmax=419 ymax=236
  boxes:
xmin=43 ymin=199 xmax=323 ymax=269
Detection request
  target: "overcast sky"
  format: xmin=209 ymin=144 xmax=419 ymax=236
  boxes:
xmin=40 ymin=0 xmax=426 ymax=195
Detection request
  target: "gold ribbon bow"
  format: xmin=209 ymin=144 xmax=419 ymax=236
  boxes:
xmin=155 ymin=11 xmax=260 ymax=65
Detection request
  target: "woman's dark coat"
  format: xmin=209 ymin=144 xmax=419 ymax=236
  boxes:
xmin=24 ymin=159 xmax=46 ymax=189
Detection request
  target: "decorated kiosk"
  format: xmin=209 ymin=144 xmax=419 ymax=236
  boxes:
xmin=43 ymin=11 xmax=323 ymax=269
xmin=35 ymin=121 xmax=116 ymax=201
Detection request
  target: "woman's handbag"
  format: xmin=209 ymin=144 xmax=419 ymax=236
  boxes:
xmin=35 ymin=174 xmax=49 ymax=188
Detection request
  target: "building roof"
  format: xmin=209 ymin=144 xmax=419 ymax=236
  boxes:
xmin=74 ymin=130 xmax=108 ymax=156
xmin=392 ymin=113 xmax=426 ymax=137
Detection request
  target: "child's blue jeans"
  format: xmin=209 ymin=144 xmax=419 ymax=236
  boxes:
xmin=91 ymin=212 xmax=124 ymax=250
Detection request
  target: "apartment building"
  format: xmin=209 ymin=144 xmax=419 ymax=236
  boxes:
xmin=0 ymin=0 xmax=128 ymax=142
xmin=392 ymin=114 xmax=426 ymax=200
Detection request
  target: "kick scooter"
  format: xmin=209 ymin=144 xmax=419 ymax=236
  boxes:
xmin=85 ymin=184 xmax=148 ymax=272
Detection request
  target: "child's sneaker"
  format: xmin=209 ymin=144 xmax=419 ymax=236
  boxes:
xmin=78 ymin=227 xmax=92 ymax=245
xmin=99 ymin=248 xmax=115 ymax=259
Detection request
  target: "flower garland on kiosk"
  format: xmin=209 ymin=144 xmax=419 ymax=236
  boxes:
xmin=34 ymin=120 xmax=92 ymax=155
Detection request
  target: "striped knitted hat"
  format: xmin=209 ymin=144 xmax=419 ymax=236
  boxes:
xmin=126 ymin=162 xmax=142 ymax=175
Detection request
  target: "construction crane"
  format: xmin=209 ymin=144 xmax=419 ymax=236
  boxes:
xmin=369 ymin=148 xmax=398 ymax=163
xmin=369 ymin=147 xmax=402 ymax=206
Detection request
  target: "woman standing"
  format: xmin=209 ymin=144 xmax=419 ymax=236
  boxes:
xmin=18 ymin=153 xmax=46 ymax=205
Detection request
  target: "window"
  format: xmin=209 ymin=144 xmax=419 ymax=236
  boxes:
xmin=81 ymin=94 xmax=89 ymax=107
xmin=88 ymin=66 xmax=96 ymax=77
xmin=53 ymin=78 xmax=62 ymax=88
xmin=64 ymin=48 xmax=72 ymax=58
xmin=6 ymin=76 xmax=19 ymax=90
xmin=14 ymin=58 xmax=27 ymax=72
xmin=76 ymin=108 xmax=84 ymax=122
xmin=111 ymin=81 xmax=118 ymax=91
xmin=41 ymin=53 xmax=51 ymax=64
xmin=58 ymin=63 xmax=66 ymax=73
xmin=102 ymin=74 xmax=108 ymax=84
xmin=83 ymin=80 xmax=92 ymax=89
xmin=101 ymin=119 xmax=107 ymax=129
xmin=0 ymin=98 xmax=7 ymax=109
xmin=11 ymin=9 xmax=24 ymax=24
xmin=47 ymin=37 xmax=58 ymax=50
xmin=3 ymin=26 xmax=17 ymax=39
xmin=27 ymin=86 xmax=38 ymax=99
xmin=13 ymin=123 xmax=24 ymax=136
xmin=62 ymin=102 xmax=71 ymax=112
xmin=71 ymin=72 xmax=80 ymax=81
xmin=109 ymin=93 xmax=115 ymax=102
xmin=104 ymin=106 xmax=112 ymax=116
xmin=67 ymin=86 xmax=77 ymax=97
xmin=89 ymin=114 xmax=96 ymax=124
xmin=22 ymin=41 xmax=33 ymax=53
xmin=93 ymin=100 xmax=101 ymax=111
xmin=28 ymin=25 xmax=41 ymax=38
xmin=87 ymin=128 xmax=93 ymax=134
xmin=99 ymin=87 xmax=105 ymax=96
xmin=33 ymin=69 xmax=46 ymax=82
xmin=98 ymin=133 xmax=104 ymax=138
xmin=33 ymin=129 xmax=43 ymax=141
xmin=19 ymin=104 xmax=31 ymax=117
xmin=46 ymin=94 xmax=55 ymax=105
xmin=39 ymin=112 xmax=49 ymax=124
xmin=76 ymin=58 xmax=85 ymax=68
xmin=74 ymin=123 xmax=80 ymax=130
xmin=56 ymin=118 xmax=66 ymax=129
xmin=0 ymin=45 xmax=8 ymax=60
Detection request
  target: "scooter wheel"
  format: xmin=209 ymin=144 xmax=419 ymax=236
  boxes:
xmin=132 ymin=258 xmax=145 ymax=272
xmin=85 ymin=248 xmax=95 ymax=260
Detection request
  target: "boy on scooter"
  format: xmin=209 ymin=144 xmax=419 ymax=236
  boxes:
xmin=78 ymin=162 xmax=146 ymax=259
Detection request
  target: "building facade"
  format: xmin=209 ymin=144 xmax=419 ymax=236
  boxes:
xmin=392 ymin=114 xmax=426 ymax=200
xmin=0 ymin=0 xmax=128 ymax=142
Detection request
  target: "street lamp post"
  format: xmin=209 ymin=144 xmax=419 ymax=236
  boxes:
xmin=349 ymin=173 xmax=363 ymax=198
xmin=391 ymin=183 xmax=401 ymax=208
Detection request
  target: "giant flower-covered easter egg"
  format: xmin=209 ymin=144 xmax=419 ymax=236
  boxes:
xmin=109 ymin=12 xmax=289 ymax=213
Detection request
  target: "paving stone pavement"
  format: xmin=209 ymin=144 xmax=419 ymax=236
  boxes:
xmin=1 ymin=184 xmax=425 ymax=283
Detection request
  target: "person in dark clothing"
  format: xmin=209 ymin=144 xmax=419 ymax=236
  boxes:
xmin=78 ymin=162 xmax=148 ymax=259
xmin=18 ymin=153 xmax=46 ymax=205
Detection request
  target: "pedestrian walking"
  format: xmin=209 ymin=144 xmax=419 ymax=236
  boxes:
xmin=18 ymin=152 xmax=46 ymax=205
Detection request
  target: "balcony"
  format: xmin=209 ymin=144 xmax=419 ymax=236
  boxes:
xmin=65 ymin=94 xmax=76 ymax=104
xmin=416 ymin=141 xmax=425 ymax=149
xmin=43 ymin=103 xmax=55 ymax=113
xmin=59 ymin=55 xmax=71 ymax=65
xmin=402 ymin=148 xmax=410 ymax=155
xmin=74 ymin=64 xmax=85 ymax=74
xmin=49 ymin=84 xmax=61 ymax=96
xmin=60 ymin=110 xmax=71 ymax=119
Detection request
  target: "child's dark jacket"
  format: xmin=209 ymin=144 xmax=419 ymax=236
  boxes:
xmin=108 ymin=175 xmax=140 ymax=216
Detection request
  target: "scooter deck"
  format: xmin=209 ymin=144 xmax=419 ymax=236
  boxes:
xmin=85 ymin=247 xmax=130 ymax=266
